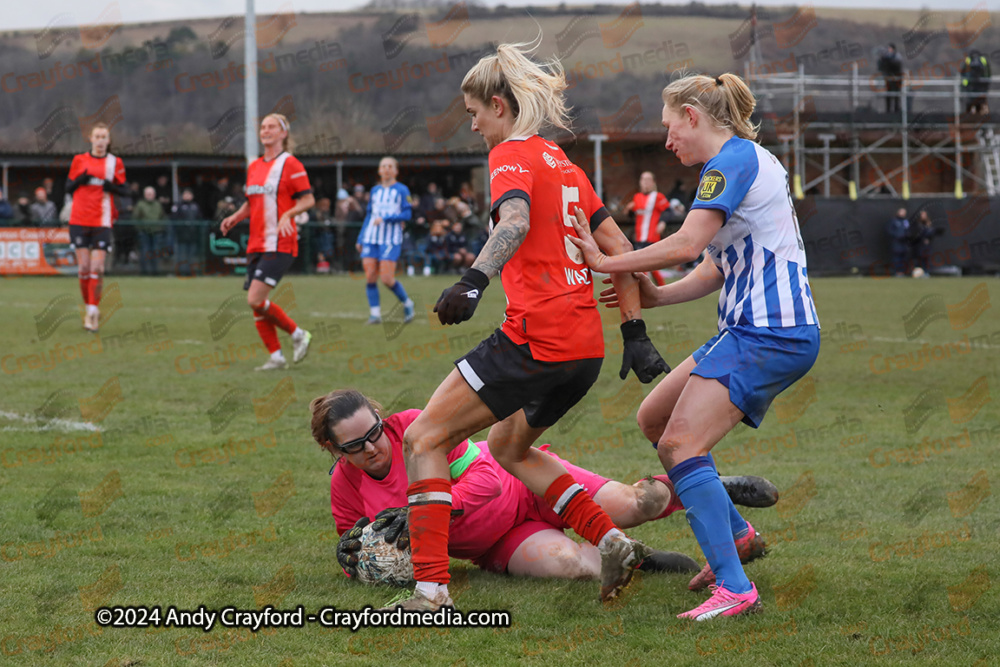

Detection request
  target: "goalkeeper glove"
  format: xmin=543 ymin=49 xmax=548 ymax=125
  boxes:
xmin=335 ymin=516 xmax=370 ymax=577
xmin=619 ymin=319 xmax=670 ymax=383
xmin=434 ymin=268 xmax=489 ymax=325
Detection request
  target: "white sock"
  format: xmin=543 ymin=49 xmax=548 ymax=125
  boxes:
xmin=270 ymin=350 xmax=285 ymax=362
xmin=415 ymin=581 xmax=441 ymax=598
xmin=370 ymin=306 xmax=381 ymax=318
xmin=598 ymin=528 xmax=626 ymax=552
xmin=292 ymin=327 xmax=304 ymax=340
xmin=86 ymin=304 xmax=98 ymax=316
xmin=404 ymin=299 xmax=413 ymax=308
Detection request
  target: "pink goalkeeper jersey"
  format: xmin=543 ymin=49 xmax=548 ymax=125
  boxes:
xmin=331 ymin=409 xmax=529 ymax=560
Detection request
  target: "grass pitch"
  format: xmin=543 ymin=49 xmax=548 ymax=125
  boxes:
xmin=1 ymin=274 xmax=998 ymax=666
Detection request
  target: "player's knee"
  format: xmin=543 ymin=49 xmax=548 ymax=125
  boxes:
xmin=656 ymin=424 xmax=692 ymax=469
xmin=547 ymin=544 xmax=594 ymax=580
xmin=486 ymin=442 xmax=521 ymax=471
xmin=247 ymin=294 xmax=265 ymax=310
xmin=401 ymin=427 xmax=440 ymax=458
xmin=380 ymin=275 xmax=395 ymax=288
xmin=637 ymin=405 xmax=667 ymax=444
xmin=632 ymin=478 xmax=668 ymax=521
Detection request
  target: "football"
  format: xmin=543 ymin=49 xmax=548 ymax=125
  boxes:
xmin=354 ymin=521 xmax=414 ymax=587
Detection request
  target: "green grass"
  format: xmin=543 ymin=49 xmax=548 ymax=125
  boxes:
xmin=1 ymin=275 xmax=998 ymax=666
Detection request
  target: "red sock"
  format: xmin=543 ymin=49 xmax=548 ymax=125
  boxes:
xmin=79 ymin=275 xmax=92 ymax=305
xmin=88 ymin=273 xmax=102 ymax=307
xmin=652 ymin=474 xmax=685 ymax=519
xmin=407 ymin=478 xmax=452 ymax=585
xmin=544 ymin=474 xmax=618 ymax=546
xmin=263 ymin=300 xmax=296 ymax=334
xmin=254 ymin=316 xmax=281 ymax=353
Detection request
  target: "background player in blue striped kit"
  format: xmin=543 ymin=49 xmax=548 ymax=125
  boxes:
xmin=356 ymin=156 xmax=415 ymax=325
xmin=571 ymin=72 xmax=820 ymax=621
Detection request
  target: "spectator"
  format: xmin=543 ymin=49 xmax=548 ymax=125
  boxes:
xmin=215 ymin=195 xmax=237 ymax=222
xmin=961 ymin=50 xmax=991 ymax=114
xmin=113 ymin=181 xmax=142 ymax=269
xmin=885 ymin=207 xmax=911 ymax=276
xmin=0 ymin=188 xmax=14 ymax=221
xmin=206 ymin=176 xmax=230 ymax=217
xmin=171 ymin=187 xmax=202 ymax=276
xmin=155 ymin=174 xmax=173 ymax=209
xmin=458 ymin=181 xmax=478 ymax=215
xmin=133 ymin=186 xmax=166 ymax=275
xmin=910 ymin=209 xmax=943 ymax=276
xmin=29 ymin=187 xmax=59 ymax=225
xmin=877 ymin=44 xmax=903 ymax=113
xmin=311 ymin=196 xmax=335 ymax=272
xmin=352 ymin=183 xmax=368 ymax=209
xmin=13 ymin=194 xmax=31 ymax=224
xmin=446 ymin=219 xmax=475 ymax=271
xmin=427 ymin=197 xmax=451 ymax=225
xmin=666 ymin=178 xmax=687 ymax=205
xmin=419 ymin=182 xmax=439 ymax=218
xmin=425 ymin=219 xmax=449 ymax=274
xmin=42 ymin=177 xmax=61 ymax=209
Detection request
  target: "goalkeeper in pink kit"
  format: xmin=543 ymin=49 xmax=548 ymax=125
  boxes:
xmin=310 ymin=389 xmax=778 ymax=582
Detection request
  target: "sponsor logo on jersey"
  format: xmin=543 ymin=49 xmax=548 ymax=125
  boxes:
xmin=246 ymin=184 xmax=276 ymax=195
xmin=697 ymin=169 xmax=727 ymax=201
xmin=490 ymin=163 xmax=529 ymax=180
xmin=542 ymin=151 xmax=574 ymax=170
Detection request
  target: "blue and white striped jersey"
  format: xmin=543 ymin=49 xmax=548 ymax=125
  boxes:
xmin=690 ymin=137 xmax=819 ymax=331
xmin=359 ymin=182 xmax=411 ymax=246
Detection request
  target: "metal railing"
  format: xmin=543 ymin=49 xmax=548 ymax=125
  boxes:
xmin=745 ymin=66 xmax=999 ymax=198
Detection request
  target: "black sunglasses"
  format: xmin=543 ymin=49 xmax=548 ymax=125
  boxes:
xmin=333 ymin=415 xmax=383 ymax=455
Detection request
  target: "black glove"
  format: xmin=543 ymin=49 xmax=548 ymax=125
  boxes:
xmin=336 ymin=516 xmax=371 ymax=577
xmin=102 ymin=181 xmax=129 ymax=196
xmin=434 ymin=268 xmax=489 ymax=325
xmin=67 ymin=173 xmax=94 ymax=194
xmin=620 ymin=319 xmax=670 ymax=383
xmin=370 ymin=506 xmax=466 ymax=552
xmin=370 ymin=507 xmax=409 ymax=550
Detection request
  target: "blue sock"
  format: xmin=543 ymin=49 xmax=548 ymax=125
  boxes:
xmin=389 ymin=281 xmax=409 ymax=303
xmin=366 ymin=283 xmax=379 ymax=308
xmin=706 ymin=452 xmax=749 ymax=539
xmin=669 ymin=456 xmax=752 ymax=594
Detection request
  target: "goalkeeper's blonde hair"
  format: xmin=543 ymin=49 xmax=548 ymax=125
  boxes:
xmin=461 ymin=41 xmax=571 ymax=138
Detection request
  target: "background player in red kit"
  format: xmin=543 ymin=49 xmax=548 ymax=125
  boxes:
xmin=66 ymin=123 xmax=129 ymax=332
xmin=391 ymin=42 xmax=670 ymax=612
xmin=622 ymin=171 xmax=670 ymax=286
xmin=221 ymin=113 xmax=315 ymax=370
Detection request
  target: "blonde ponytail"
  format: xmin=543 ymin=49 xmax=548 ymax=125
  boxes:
xmin=461 ymin=41 xmax=571 ymax=138
xmin=662 ymin=72 xmax=758 ymax=141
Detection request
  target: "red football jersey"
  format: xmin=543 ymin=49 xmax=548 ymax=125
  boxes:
xmin=632 ymin=191 xmax=669 ymax=243
xmin=68 ymin=152 xmax=125 ymax=228
xmin=488 ymin=135 xmax=607 ymax=362
xmin=245 ymin=152 xmax=312 ymax=256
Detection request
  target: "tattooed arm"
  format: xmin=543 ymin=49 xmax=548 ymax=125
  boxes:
xmin=433 ymin=197 xmax=530 ymax=325
xmin=472 ymin=197 xmax=530 ymax=279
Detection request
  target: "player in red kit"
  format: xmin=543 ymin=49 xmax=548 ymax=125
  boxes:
xmin=67 ymin=123 xmax=129 ymax=332
xmin=388 ymin=42 xmax=670 ymax=612
xmin=220 ymin=114 xmax=315 ymax=370
xmin=623 ymin=171 xmax=670 ymax=286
